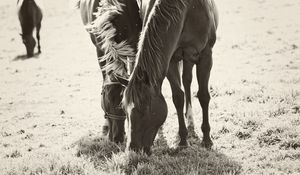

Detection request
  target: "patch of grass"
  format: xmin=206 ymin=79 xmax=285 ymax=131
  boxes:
xmin=243 ymin=120 xmax=261 ymax=131
xmin=1 ymin=151 xmax=100 ymax=175
xmin=76 ymin=136 xmax=242 ymax=175
xmin=268 ymin=106 xmax=288 ymax=118
xmin=76 ymin=136 xmax=123 ymax=166
xmin=106 ymin=147 xmax=241 ymax=175
xmin=5 ymin=150 xmax=22 ymax=158
xmin=279 ymin=139 xmax=300 ymax=150
xmin=218 ymin=126 xmax=230 ymax=134
xmin=257 ymin=128 xmax=284 ymax=147
xmin=235 ymin=130 xmax=252 ymax=140
xmin=291 ymin=119 xmax=300 ymax=126
xmin=257 ymin=127 xmax=300 ymax=150
xmin=276 ymin=152 xmax=300 ymax=161
xmin=209 ymin=86 xmax=237 ymax=97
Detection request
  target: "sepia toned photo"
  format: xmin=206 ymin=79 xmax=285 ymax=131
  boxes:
xmin=0 ymin=0 xmax=299 ymax=174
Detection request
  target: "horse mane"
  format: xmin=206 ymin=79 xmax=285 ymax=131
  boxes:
xmin=124 ymin=0 xmax=188 ymax=106
xmin=86 ymin=0 xmax=135 ymax=79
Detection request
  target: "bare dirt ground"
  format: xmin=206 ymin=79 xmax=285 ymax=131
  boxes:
xmin=0 ymin=0 xmax=299 ymax=174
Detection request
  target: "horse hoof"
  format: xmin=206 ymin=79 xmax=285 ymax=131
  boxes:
xmin=201 ymin=140 xmax=213 ymax=149
xmin=178 ymin=139 xmax=189 ymax=148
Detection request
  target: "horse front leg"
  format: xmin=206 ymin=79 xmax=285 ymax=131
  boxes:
xmin=167 ymin=60 xmax=188 ymax=146
xmin=182 ymin=60 xmax=194 ymax=128
xmin=36 ymin=23 xmax=41 ymax=53
xmin=196 ymin=47 xmax=213 ymax=149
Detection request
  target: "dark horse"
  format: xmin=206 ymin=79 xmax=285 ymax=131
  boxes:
xmin=75 ymin=0 xmax=142 ymax=143
xmin=123 ymin=0 xmax=218 ymax=154
xmin=17 ymin=0 xmax=43 ymax=57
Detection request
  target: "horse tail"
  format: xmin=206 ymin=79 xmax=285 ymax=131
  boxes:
xmin=69 ymin=0 xmax=81 ymax=10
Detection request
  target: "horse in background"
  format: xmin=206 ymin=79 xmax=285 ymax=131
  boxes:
xmin=17 ymin=0 xmax=43 ymax=57
xmin=74 ymin=0 xmax=142 ymax=143
xmin=123 ymin=0 xmax=218 ymax=154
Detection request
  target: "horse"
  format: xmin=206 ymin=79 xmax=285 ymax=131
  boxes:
xmin=17 ymin=0 xmax=43 ymax=57
xmin=75 ymin=0 xmax=142 ymax=143
xmin=123 ymin=0 xmax=218 ymax=154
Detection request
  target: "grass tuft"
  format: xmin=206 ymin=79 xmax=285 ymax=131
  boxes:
xmin=218 ymin=126 xmax=230 ymax=134
xmin=5 ymin=150 xmax=22 ymax=158
xmin=243 ymin=120 xmax=260 ymax=131
xmin=76 ymin=136 xmax=123 ymax=167
xmin=258 ymin=126 xmax=300 ymax=150
xmin=235 ymin=130 xmax=252 ymax=140
xmin=280 ymin=139 xmax=300 ymax=150
xmin=258 ymin=128 xmax=284 ymax=147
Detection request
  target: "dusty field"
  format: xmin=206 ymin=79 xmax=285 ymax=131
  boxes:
xmin=0 ymin=0 xmax=299 ymax=174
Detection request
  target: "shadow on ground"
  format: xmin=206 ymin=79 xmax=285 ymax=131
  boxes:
xmin=75 ymin=127 xmax=242 ymax=175
xmin=13 ymin=52 xmax=41 ymax=61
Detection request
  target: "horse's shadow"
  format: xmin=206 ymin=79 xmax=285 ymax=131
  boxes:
xmin=13 ymin=52 xmax=41 ymax=61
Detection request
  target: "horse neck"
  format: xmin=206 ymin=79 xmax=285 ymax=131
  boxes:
xmin=124 ymin=0 xmax=190 ymax=106
xmin=139 ymin=0 xmax=155 ymax=26
xmin=133 ymin=0 xmax=190 ymax=87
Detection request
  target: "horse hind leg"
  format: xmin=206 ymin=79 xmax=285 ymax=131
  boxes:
xmin=36 ymin=22 xmax=41 ymax=53
xmin=182 ymin=60 xmax=194 ymax=129
xmin=196 ymin=47 xmax=213 ymax=149
xmin=167 ymin=60 xmax=188 ymax=147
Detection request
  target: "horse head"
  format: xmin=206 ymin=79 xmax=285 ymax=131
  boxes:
xmin=124 ymin=81 xmax=168 ymax=155
xmin=101 ymin=74 xmax=127 ymax=143
xmin=80 ymin=0 xmax=142 ymax=144
xmin=20 ymin=33 xmax=36 ymax=57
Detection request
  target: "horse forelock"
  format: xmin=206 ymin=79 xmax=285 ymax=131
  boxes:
xmin=87 ymin=0 xmax=135 ymax=79
xmin=124 ymin=0 xmax=188 ymax=106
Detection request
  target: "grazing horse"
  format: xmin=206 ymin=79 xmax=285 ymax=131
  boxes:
xmin=123 ymin=0 xmax=218 ymax=154
xmin=75 ymin=0 xmax=142 ymax=143
xmin=17 ymin=0 xmax=43 ymax=57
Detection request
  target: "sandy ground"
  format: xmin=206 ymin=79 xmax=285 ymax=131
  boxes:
xmin=0 ymin=0 xmax=300 ymax=174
